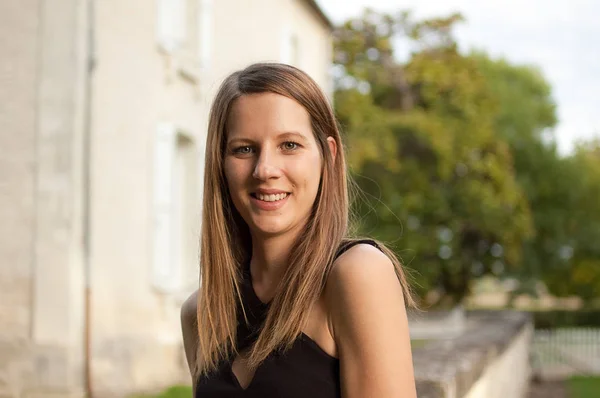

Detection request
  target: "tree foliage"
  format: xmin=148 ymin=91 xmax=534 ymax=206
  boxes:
xmin=474 ymin=53 xmax=600 ymax=304
xmin=334 ymin=9 xmax=533 ymax=305
xmin=542 ymin=140 xmax=600 ymax=302
xmin=335 ymin=8 xmax=600 ymax=306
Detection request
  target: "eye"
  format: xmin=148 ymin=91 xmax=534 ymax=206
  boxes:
xmin=233 ymin=146 xmax=254 ymax=155
xmin=282 ymin=141 xmax=300 ymax=151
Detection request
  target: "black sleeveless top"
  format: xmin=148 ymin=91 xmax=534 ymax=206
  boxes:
xmin=195 ymin=239 xmax=378 ymax=398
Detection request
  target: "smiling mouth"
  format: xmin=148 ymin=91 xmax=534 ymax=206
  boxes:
xmin=250 ymin=192 xmax=290 ymax=202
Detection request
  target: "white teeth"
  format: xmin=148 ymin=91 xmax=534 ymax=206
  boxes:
xmin=256 ymin=193 xmax=288 ymax=202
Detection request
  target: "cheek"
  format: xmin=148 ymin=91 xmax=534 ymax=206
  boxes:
xmin=309 ymin=150 xmax=324 ymax=181
xmin=295 ymin=152 xmax=323 ymax=193
xmin=223 ymin=160 xmax=244 ymax=195
xmin=223 ymin=161 xmax=233 ymax=188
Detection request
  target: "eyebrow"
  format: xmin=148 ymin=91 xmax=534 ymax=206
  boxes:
xmin=227 ymin=131 xmax=310 ymax=146
xmin=278 ymin=131 xmax=310 ymax=142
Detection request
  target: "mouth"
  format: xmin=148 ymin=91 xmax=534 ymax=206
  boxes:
xmin=250 ymin=192 xmax=290 ymax=202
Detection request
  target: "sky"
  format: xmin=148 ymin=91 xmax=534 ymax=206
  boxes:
xmin=317 ymin=0 xmax=600 ymax=155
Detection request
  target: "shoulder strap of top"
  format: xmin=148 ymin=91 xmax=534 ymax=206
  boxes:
xmin=334 ymin=238 xmax=380 ymax=260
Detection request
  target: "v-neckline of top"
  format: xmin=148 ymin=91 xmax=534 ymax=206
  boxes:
xmin=239 ymin=262 xmax=338 ymax=363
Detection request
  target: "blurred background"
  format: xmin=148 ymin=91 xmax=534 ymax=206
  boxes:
xmin=1 ymin=1 xmax=598 ymax=398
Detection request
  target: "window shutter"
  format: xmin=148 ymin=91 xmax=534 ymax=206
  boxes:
xmin=153 ymin=123 xmax=178 ymax=291
xmin=157 ymin=0 xmax=187 ymax=52
xmin=280 ymin=27 xmax=300 ymax=66
xmin=281 ymin=26 xmax=292 ymax=64
xmin=197 ymin=0 xmax=213 ymax=68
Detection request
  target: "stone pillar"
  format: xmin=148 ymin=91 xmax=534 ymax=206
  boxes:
xmin=0 ymin=0 xmax=88 ymax=396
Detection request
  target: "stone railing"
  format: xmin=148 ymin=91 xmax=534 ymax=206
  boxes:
xmin=413 ymin=311 xmax=533 ymax=398
xmin=409 ymin=305 xmax=467 ymax=340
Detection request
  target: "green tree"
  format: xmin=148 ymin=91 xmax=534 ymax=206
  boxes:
xmin=544 ymin=140 xmax=600 ymax=302
xmin=472 ymin=52 xmax=561 ymax=293
xmin=474 ymin=53 xmax=600 ymax=304
xmin=334 ymin=9 xmax=533 ymax=305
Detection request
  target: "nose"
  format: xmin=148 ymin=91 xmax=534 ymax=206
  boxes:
xmin=252 ymin=149 xmax=282 ymax=181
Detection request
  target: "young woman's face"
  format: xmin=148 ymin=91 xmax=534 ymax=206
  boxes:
xmin=224 ymin=93 xmax=324 ymax=238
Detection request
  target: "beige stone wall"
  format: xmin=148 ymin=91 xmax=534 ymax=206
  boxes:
xmin=0 ymin=0 xmax=39 ymax=343
xmin=0 ymin=1 xmax=41 ymax=393
xmin=0 ymin=0 xmax=88 ymax=397
xmin=1 ymin=0 xmax=332 ymax=395
xmin=283 ymin=0 xmax=334 ymax=96
xmin=89 ymin=0 xmax=199 ymax=395
xmin=208 ymin=0 xmax=333 ymax=100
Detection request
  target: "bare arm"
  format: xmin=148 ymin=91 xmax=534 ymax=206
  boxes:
xmin=326 ymin=244 xmax=416 ymax=398
xmin=180 ymin=290 xmax=199 ymax=395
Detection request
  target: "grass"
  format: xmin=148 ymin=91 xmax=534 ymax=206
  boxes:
xmin=568 ymin=376 xmax=600 ymax=398
xmin=131 ymin=385 xmax=193 ymax=398
xmin=410 ymin=339 xmax=430 ymax=349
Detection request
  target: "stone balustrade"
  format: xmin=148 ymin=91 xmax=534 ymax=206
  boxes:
xmin=413 ymin=311 xmax=533 ymax=398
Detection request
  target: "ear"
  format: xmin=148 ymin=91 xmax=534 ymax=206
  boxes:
xmin=326 ymin=136 xmax=337 ymax=163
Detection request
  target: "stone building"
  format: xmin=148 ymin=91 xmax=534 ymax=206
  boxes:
xmin=0 ymin=0 xmax=333 ymax=396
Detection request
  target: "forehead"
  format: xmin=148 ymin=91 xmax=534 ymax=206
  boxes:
xmin=227 ymin=93 xmax=312 ymax=138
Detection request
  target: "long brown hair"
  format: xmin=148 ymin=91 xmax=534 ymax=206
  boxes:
xmin=196 ymin=62 xmax=415 ymax=376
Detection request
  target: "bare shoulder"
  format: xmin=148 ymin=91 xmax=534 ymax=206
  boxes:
xmin=326 ymin=243 xmax=403 ymax=303
xmin=324 ymin=243 xmax=416 ymax=396
xmin=324 ymin=242 xmax=409 ymax=341
xmin=180 ymin=289 xmax=199 ymax=377
xmin=181 ymin=289 xmax=198 ymax=325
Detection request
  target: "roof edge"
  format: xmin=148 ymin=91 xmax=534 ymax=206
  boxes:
xmin=302 ymin=0 xmax=334 ymax=30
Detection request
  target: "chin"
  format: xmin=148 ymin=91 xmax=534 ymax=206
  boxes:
xmin=252 ymin=224 xmax=289 ymax=237
xmin=249 ymin=218 xmax=293 ymax=237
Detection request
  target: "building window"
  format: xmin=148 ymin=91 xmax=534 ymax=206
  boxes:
xmin=152 ymin=123 xmax=199 ymax=292
xmin=197 ymin=0 xmax=212 ymax=69
xmin=156 ymin=0 xmax=187 ymax=53
xmin=281 ymin=29 xmax=300 ymax=66
xmin=156 ymin=0 xmax=212 ymax=69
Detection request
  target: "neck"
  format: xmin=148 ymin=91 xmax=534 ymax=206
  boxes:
xmin=249 ymin=229 xmax=300 ymax=298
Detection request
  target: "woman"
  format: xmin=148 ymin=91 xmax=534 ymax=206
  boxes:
xmin=181 ymin=63 xmax=417 ymax=397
